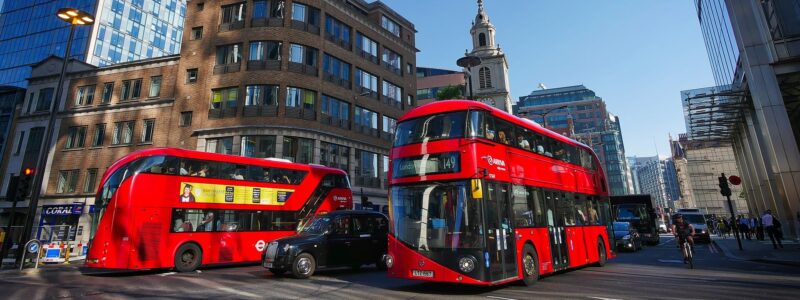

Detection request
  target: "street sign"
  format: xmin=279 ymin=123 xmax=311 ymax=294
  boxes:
xmin=25 ymin=239 xmax=41 ymax=254
xmin=729 ymin=175 xmax=741 ymax=185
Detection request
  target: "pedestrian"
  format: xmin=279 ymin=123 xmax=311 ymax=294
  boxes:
xmin=756 ymin=215 xmax=765 ymax=240
xmin=762 ymin=210 xmax=784 ymax=249
xmin=717 ymin=220 xmax=727 ymax=239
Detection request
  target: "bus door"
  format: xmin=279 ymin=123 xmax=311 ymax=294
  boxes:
xmin=545 ymin=191 xmax=569 ymax=271
xmin=485 ymin=182 xmax=517 ymax=281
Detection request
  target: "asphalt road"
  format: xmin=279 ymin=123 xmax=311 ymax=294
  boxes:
xmin=2 ymin=235 xmax=799 ymax=299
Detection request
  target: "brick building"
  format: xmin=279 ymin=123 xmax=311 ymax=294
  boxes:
xmin=1 ymin=0 xmax=416 ymax=246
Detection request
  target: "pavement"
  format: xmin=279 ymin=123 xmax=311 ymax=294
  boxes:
xmin=713 ymin=234 xmax=800 ymax=267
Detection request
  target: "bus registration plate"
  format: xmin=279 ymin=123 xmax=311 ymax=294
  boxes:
xmin=412 ymin=270 xmax=434 ymax=278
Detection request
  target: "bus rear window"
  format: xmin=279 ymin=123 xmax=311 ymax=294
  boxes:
xmin=394 ymin=111 xmax=466 ymax=146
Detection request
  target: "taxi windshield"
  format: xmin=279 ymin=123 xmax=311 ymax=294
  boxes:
xmin=297 ymin=215 xmax=332 ymax=235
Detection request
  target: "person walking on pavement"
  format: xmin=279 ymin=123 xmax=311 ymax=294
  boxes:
xmin=762 ymin=210 xmax=784 ymax=249
xmin=756 ymin=215 xmax=765 ymax=241
xmin=739 ymin=215 xmax=751 ymax=240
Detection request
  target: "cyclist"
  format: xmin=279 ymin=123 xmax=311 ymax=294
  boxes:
xmin=671 ymin=214 xmax=695 ymax=262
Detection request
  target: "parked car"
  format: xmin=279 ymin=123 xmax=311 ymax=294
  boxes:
xmin=262 ymin=210 xmax=389 ymax=279
xmin=613 ymin=221 xmax=642 ymax=252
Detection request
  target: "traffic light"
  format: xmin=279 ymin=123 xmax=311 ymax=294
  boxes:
xmin=718 ymin=174 xmax=731 ymax=197
xmin=16 ymin=167 xmax=34 ymax=200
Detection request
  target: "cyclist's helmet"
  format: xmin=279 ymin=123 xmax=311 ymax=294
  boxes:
xmin=672 ymin=213 xmax=683 ymax=221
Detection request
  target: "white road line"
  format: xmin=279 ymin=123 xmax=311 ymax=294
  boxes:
xmin=159 ymin=272 xmax=177 ymax=277
xmin=588 ymin=297 xmax=624 ymax=300
xmin=487 ymin=296 xmax=518 ymax=300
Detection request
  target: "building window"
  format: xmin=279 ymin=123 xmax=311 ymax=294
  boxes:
xmin=249 ymin=41 xmax=281 ymax=61
xmin=206 ymin=137 xmax=234 ymax=154
xmin=121 ymin=79 xmax=142 ymax=100
xmin=356 ymin=32 xmax=377 ymax=59
xmin=406 ymin=63 xmax=413 ymax=75
xmin=320 ymin=142 xmax=349 ymax=171
xmin=180 ymin=111 xmax=193 ymax=127
xmin=56 ymin=170 xmax=80 ymax=194
xmin=253 ymin=0 xmax=267 ymax=18
xmin=355 ymin=69 xmax=378 ymax=93
xmin=355 ymin=106 xmax=378 ymax=130
xmin=245 ymin=85 xmax=279 ymax=106
xmin=101 ymin=82 xmax=114 ymax=103
xmin=216 ymin=44 xmax=242 ymax=65
xmin=321 ymin=95 xmax=350 ymax=120
xmin=149 ymin=76 xmax=162 ymax=98
xmin=479 ymin=67 xmax=492 ymax=89
xmin=291 ymin=2 xmax=319 ymax=26
xmin=191 ymin=27 xmax=203 ymax=40
xmin=381 ymin=15 xmax=400 ymax=37
xmin=241 ymin=135 xmax=276 ymax=158
xmin=381 ymin=47 xmax=401 ymax=73
xmin=26 ymin=127 xmax=44 ymax=154
xmin=112 ymin=121 xmax=135 ymax=145
xmin=382 ymin=80 xmax=401 ymax=104
xmin=35 ymin=88 xmax=54 ymax=112
xmin=14 ymin=131 xmax=25 ymax=155
xmin=407 ymin=95 xmax=414 ymax=107
xmin=355 ymin=149 xmax=379 ymax=186
xmin=479 ymin=33 xmax=486 ymax=47
xmin=65 ymin=126 xmax=87 ymax=149
xmin=323 ymin=53 xmax=350 ymax=82
xmin=92 ymin=124 xmax=105 ymax=147
xmin=186 ymin=69 xmax=198 ymax=83
xmin=289 ymin=43 xmax=318 ymax=66
xmin=197 ymin=2 xmax=204 ymax=11
xmin=285 ymin=87 xmax=316 ymax=110
xmin=75 ymin=85 xmax=96 ymax=106
xmin=83 ymin=169 xmax=98 ymax=193
xmin=382 ymin=115 xmax=397 ymax=134
xmin=211 ymin=87 xmax=239 ymax=109
xmin=282 ymin=136 xmax=313 ymax=163
xmin=141 ymin=119 xmax=155 ymax=143
xmin=221 ymin=3 xmax=246 ymax=24
xmin=325 ymin=15 xmax=351 ymax=46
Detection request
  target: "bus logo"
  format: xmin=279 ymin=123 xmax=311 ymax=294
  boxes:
xmin=255 ymin=240 xmax=266 ymax=252
xmin=484 ymin=156 xmax=506 ymax=167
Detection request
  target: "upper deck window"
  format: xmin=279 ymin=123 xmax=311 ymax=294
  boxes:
xmin=394 ymin=111 xmax=466 ymax=147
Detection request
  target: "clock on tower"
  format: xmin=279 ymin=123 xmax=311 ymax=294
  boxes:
xmin=478 ymin=97 xmax=495 ymax=106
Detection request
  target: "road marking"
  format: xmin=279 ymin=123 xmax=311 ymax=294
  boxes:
xmin=657 ymin=259 xmax=684 ymax=263
xmin=487 ymin=296 xmax=518 ymax=300
xmin=158 ymin=272 xmax=177 ymax=277
xmin=588 ymin=297 xmax=623 ymax=300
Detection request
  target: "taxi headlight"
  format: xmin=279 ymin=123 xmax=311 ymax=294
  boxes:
xmin=458 ymin=256 xmax=477 ymax=273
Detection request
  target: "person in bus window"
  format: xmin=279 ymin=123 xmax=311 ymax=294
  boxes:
xmin=192 ymin=165 xmax=209 ymax=177
xmin=497 ymin=131 xmax=509 ymax=144
xmin=180 ymin=161 xmax=189 ymax=175
xmin=231 ymin=169 xmax=244 ymax=180
xmin=517 ymin=135 xmax=530 ymax=150
xmin=485 ymin=124 xmax=495 ymax=140
xmin=180 ymin=184 xmax=196 ymax=203
xmin=198 ymin=212 xmax=216 ymax=232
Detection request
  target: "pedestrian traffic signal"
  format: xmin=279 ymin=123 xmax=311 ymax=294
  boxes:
xmin=718 ymin=174 xmax=731 ymax=197
xmin=16 ymin=168 xmax=34 ymax=200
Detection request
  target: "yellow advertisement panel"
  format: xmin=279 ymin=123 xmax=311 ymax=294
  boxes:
xmin=179 ymin=182 xmax=295 ymax=205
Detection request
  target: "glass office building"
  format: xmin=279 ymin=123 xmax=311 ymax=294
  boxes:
xmin=695 ymin=0 xmax=739 ymax=86
xmin=0 ymin=0 xmax=186 ymax=87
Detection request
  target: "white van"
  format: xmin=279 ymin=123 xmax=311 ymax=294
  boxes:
xmin=675 ymin=208 xmax=710 ymax=243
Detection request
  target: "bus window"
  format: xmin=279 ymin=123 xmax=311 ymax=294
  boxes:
xmin=393 ymin=111 xmax=466 ymax=146
xmin=516 ymin=127 xmax=533 ymax=151
xmin=586 ymin=196 xmax=600 ymax=225
xmin=557 ymin=193 xmax=576 ymax=226
xmin=494 ymin=119 xmax=514 ymax=145
xmin=574 ymin=195 xmax=587 ymax=225
xmin=528 ymin=186 xmax=546 ymax=227
xmin=512 ymin=185 xmax=533 ymax=227
xmin=467 ymin=110 xmax=485 ymax=138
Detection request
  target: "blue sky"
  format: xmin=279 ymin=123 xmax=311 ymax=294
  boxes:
xmin=381 ymin=0 xmax=716 ymax=157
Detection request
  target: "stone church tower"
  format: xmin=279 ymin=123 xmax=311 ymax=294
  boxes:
xmin=467 ymin=0 xmax=512 ymax=113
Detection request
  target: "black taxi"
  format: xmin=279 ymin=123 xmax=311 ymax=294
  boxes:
xmin=262 ymin=210 xmax=389 ymax=279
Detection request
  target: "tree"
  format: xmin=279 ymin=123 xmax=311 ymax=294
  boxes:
xmin=436 ymin=85 xmax=466 ymax=100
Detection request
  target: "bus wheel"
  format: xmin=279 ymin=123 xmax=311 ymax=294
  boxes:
xmin=521 ymin=244 xmax=539 ymax=286
xmin=174 ymin=243 xmax=202 ymax=272
xmin=594 ymin=241 xmax=607 ymax=267
xmin=291 ymin=253 xmax=316 ymax=279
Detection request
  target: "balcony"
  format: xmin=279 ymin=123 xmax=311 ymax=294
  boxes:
xmin=358 ymin=50 xmax=379 ymax=64
xmin=288 ymin=62 xmax=318 ymax=77
xmin=354 ymin=176 xmax=380 ymax=188
xmin=247 ymin=60 xmax=281 ymax=71
xmin=285 ymin=107 xmax=316 ymax=120
xmin=208 ymin=108 xmax=237 ymax=119
xmin=242 ymin=105 xmax=278 ymax=117
xmin=325 ymin=33 xmax=351 ymax=51
xmin=290 ymin=20 xmax=320 ymax=35
xmin=323 ymin=73 xmax=351 ymax=90
xmin=354 ymin=124 xmax=378 ymax=137
xmin=251 ymin=17 xmax=284 ymax=28
xmin=213 ymin=63 xmax=241 ymax=74
xmin=320 ymin=115 xmax=350 ymax=130
xmin=382 ymin=61 xmax=402 ymax=76
xmin=218 ymin=20 xmax=244 ymax=32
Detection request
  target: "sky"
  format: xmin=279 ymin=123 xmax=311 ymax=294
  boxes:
xmin=380 ymin=0 xmax=716 ymax=157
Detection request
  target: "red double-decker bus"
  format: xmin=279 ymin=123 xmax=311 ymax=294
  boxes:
xmin=85 ymin=148 xmax=352 ymax=272
xmin=386 ymin=100 xmax=615 ymax=285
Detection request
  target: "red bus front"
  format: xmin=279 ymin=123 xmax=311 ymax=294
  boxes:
xmin=386 ymin=101 xmax=614 ymax=285
xmin=85 ymin=148 xmax=352 ymax=271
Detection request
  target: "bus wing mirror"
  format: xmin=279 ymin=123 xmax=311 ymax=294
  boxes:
xmin=471 ymin=179 xmax=483 ymax=199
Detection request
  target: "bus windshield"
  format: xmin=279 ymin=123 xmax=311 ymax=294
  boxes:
xmin=394 ymin=111 xmax=466 ymax=146
xmin=390 ymin=181 xmax=484 ymax=250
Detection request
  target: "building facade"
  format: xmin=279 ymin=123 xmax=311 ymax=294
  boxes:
xmin=628 ymin=156 xmax=681 ymax=212
xmin=688 ymin=0 xmax=800 ymax=237
xmin=517 ymin=85 xmax=634 ymax=196
xmin=415 ymin=67 xmax=464 ymax=106
xmin=0 ymin=0 xmax=186 ymax=87
xmin=0 ymin=0 xmax=416 ymax=247
xmin=465 ymin=0 xmax=511 ymax=113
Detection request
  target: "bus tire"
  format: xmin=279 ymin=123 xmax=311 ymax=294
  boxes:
xmin=291 ymin=253 xmax=316 ymax=279
xmin=594 ymin=240 xmax=607 ymax=267
xmin=174 ymin=243 xmax=202 ymax=273
xmin=521 ymin=244 xmax=539 ymax=286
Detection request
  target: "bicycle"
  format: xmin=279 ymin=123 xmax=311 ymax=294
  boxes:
xmin=681 ymin=238 xmax=693 ymax=269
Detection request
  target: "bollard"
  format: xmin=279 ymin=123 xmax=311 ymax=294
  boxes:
xmin=63 ymin=244 xmax=70 ymax=264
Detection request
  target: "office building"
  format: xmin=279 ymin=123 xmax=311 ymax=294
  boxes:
xmin=0 ymin=0 xmax=417 ymax=246
xmin=628 ymin=156 xmax=681 ymax=212
xmin=415 ymin=67 xmax=464 ymax=106
xmin=517 ymin=85 xmax=634 ymax=196
xmin=687 ymin=0 xmax=799 ymax=237
xmin=0 ymin=0 xmax=187 ymax=87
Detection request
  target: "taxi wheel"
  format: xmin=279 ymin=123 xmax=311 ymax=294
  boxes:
xmin=521 ymin=244 xmax=539 ymax=286
xmin=174 ymin=243 xmax=202 ymax=273
xmin=291 ymin=253 xmax=316 ymax=279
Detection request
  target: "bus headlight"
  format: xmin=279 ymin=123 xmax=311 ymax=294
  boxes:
xmin=385 ymin=254 xmax=393 ymax=268
xmin=458 ymin=256 xmax=477 ymax=273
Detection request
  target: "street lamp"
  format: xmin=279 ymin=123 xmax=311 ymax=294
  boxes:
xmin=456 ymin=53 xmax=481 ymax=100
xmin=522 ymin=105 xmax=568 ymax=128
xmin=15 ymin=8 xmax=94 ymax=266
